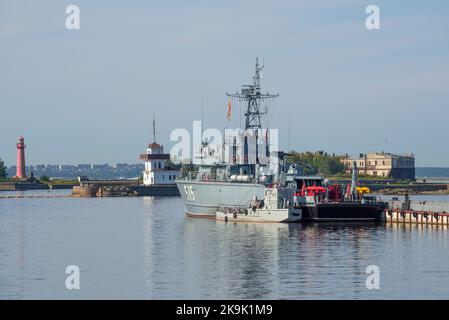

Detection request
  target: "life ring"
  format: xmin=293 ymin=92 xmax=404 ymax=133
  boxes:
xmin=412 ymin=212 xmax=418 ymax=219
xmin=434 ymin=213 xmax=439 ymax=220
xmin=387 ymin=210 xmax=393 ymax=216
xmin=400 ymin=211 xmax=406 ymax=218
xmin=423 ymin=213 xmax=429 ymax=220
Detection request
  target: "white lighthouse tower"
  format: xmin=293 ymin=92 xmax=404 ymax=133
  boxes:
xmin=140 ymin=117 xmax=180 ymax=186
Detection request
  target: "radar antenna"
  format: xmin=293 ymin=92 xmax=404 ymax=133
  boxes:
xmin=226 ymin=57 xmax=278 ymax=131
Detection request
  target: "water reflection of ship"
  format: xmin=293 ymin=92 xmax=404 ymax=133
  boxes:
xmin=186 ymin=219 xmax=299 ymax=298
xmin=142 ymin=200 xmax=302 ymax=299
xmin=142 ymin=197 xmax=443 ymax=298
xmin=179 ymin=220 xmax=388 ymax=298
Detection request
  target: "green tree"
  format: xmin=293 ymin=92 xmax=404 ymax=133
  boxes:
xmin=39 ymin=175 xmax=50 ymax=182
xmin=287 ymin=151 xmax=345 ymax=176
xmin=0 ymin=158 xmax=7 ymax=179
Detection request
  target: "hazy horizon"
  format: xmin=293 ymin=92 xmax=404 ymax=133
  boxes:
xmin=1 ymin=1 xmax=449 ymax=167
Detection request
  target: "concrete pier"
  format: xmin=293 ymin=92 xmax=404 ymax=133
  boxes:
xmin=385 ymin=209 xmax=449 ymax=226
xmin=386 ymin=199 xmax=449 ymax=226
xmin=0 ymin=181 xmax=49 ymax=191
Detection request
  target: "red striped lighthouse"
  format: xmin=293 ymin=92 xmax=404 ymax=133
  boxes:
xmin=16 ymin=136 xmax=26 ymax=179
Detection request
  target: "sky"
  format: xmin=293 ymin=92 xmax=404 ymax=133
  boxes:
xmin=1 ymin=0 xmax=448 ymax=167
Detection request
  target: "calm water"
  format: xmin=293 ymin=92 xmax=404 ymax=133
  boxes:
xmin=1 ymin=190 xmax=449 ymax=299
xmin=416 ymin=167 xmax=449 ymax=178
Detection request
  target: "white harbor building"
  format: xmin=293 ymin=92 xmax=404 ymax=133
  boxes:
xmin=139 ymin=119 xmax=180 ymax=186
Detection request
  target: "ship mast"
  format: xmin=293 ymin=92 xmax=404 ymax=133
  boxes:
xmin=226 ymin=58 xmax=279 ymax=164
xmin=227 ymin=58 xmax=279 ymax=131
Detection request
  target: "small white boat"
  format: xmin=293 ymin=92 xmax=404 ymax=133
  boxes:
xmin=216 ymin=187 xmax=302 ymax=223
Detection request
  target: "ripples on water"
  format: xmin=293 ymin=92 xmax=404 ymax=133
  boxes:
xmin=0 ymin=190 xmax=448 ymax=299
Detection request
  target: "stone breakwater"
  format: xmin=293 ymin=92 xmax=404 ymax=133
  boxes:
xmin=72 ymin=183 xmax=180 ymax=197
xmin=370 ymin=183 xmax=449 ymax=195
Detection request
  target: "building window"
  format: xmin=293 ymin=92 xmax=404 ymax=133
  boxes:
xmin=169 ymin=175 xmax=171 ymax=180
xmin=158 ymin=162 xmax=161 ymax=169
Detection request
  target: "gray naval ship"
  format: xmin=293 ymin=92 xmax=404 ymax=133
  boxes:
xmin=176 ymin=58 xmax=387 ymax=221
xmin=176 ymin=58 xmax=294 ymax=217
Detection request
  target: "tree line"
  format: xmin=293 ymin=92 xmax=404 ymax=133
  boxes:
xmin=286 ymin=151 xmax=345 ymax=176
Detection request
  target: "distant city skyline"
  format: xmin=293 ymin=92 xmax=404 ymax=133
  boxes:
xmin=1 ymin=1 xmax=449 ymax=167
xmin=5 ymin=162 xmax=145 ymax=180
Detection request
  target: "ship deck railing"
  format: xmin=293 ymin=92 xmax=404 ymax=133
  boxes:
xmin=177 ymin=177 xmax=260 ymax=183
xmin=297 ymin=197 xmax=386 ymax=206
xmin=315 ymin=199 xmax=387 ymax=206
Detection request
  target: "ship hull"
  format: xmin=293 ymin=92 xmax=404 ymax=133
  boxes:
xmin=176 ymin=180 xmax=265 ymax=217
xmin=301 ymin=203 xmax=386 ymax=222
xmin=216 ymin=208 xmax=302 ymax=223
